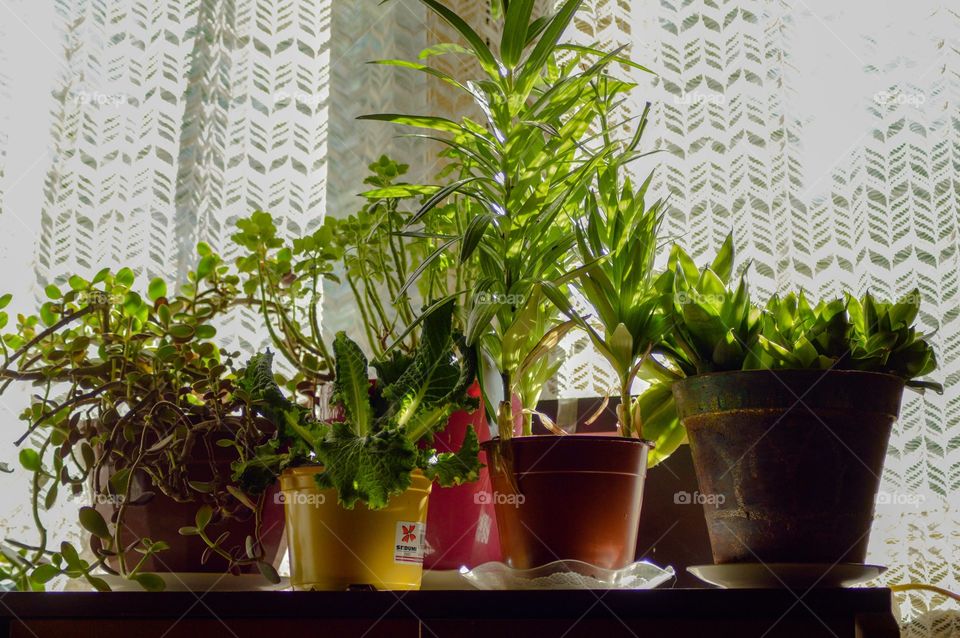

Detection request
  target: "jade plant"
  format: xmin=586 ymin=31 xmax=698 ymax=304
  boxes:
xmin=0 ymin=247 xmax=281 ymax=591
xmin=232 ymin=157 xmax=476 ymax=401
xmin=234 ymin=299 xmax=481 ymax=509
xmin=365 ymin=0 xmax=650 ymax=437
xmin=635 ymin=237 xmax=943 ymax=463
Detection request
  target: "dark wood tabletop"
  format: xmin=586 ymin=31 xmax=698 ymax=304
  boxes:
xmin=0 ymin=588 xmax=900 ymax=638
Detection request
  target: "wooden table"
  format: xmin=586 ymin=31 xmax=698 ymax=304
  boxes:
xmin=0 ymin=589 xmax=899 ymax=637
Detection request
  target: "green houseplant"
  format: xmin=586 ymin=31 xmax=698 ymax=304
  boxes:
xmin=0 ymin=248 xmax=284 ymax=592
xmin=231 ymin=157 xmax=496 ymax=574
xmin=367 ymin=0 xmax=661 ymax=570
xmin=235 ymin=299 xmax=482 ymax=590
xmin=640 ymin=238 xmax=942 ymax=566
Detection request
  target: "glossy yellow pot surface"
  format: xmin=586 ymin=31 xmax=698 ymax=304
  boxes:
xmin=281 ymin=467 xmax=431 ymax=590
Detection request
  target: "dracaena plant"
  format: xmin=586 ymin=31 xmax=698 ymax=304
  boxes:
xmin=234 ymin=300 xmax=481 ymax=509
xmin=364 ymin=0 xmax=651 ymax=437
xmin=635 ymin=237 xmax=943 ymax=464
xmin=0 ymin=248 xmax=280 ymax=591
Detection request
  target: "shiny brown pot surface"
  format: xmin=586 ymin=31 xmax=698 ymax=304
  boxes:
xmin=483 ymin=435 xmax=651 ymax=570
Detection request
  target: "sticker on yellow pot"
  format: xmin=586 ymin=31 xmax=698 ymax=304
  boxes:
xmin=394 ymin=521 xmax=425 ymax=564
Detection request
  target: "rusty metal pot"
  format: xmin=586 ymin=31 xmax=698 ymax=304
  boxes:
xmin=673 ymin=369 xmax=904 ymax=564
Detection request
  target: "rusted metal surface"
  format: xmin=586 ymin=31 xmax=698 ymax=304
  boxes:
xmin=673 ymin=370 xmax=905 ymax=564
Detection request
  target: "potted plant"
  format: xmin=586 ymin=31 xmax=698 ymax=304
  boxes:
xmin=638 ymin=238 xmax=942 ymax=565
xmin=0 ymin=248 xmax=284 ymax=591
xmin=367 ymin=0 xmax=659 ymax=569
xmin=234 ymin=299 xmax=481 ymax=590
xmin=231 ymin=159 xmax=500 ymax=573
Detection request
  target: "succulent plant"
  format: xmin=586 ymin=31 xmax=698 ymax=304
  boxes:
xmin=635 ymin=236 xmax=942 ymax=465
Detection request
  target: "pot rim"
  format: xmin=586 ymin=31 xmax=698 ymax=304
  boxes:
xmin=482 ymin=434 xmax=656 ymax=448
xmin=280 ymin=466 xmax=430 ymax=491
xmin=672 ymin=368 xmax=906 ymax=386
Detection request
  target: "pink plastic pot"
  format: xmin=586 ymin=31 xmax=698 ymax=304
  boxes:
xmin=422 ymin=385 xmax=502 ymax=570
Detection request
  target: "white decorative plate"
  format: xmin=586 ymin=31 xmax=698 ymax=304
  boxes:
xmin=460 ymin=560 xmax=675 ymax=590
xmin=687 ymin=563 xmax=886 ymax=589
xmin=420 ymin=569 xmax=474 ymax=590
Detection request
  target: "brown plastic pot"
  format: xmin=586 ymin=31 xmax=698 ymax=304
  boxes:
xmin=96 ymin=454 xmax=284 ymax=574
xmin=673 ymin=369 xmax=905 ymax=564
xmin=483 ymin=434 xmax=652 ymax=569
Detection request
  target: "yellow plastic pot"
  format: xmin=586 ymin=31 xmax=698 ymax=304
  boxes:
xmin=280 ymin=467 xmax=432 ymax=590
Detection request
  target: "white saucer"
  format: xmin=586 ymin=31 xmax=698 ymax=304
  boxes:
xmin=687 ymin=563 xmax=886 ymax=589
xmin=461 ymin=559 xmax=675 ymax=590
xmin=420 ymin=569 xmax=474 ymax=590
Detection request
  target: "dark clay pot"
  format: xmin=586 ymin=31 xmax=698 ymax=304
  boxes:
xmin=96 ymin=457 xmax=284 ymax=574
xmin=483 ymin=435 xmax=652 ymax=569
xmin=673 ymin=369 xmax=904 ymax=564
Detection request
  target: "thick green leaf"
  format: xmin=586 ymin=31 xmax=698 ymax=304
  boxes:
xmin=332 ymin=333 xmax=373 ymax=435
xmin=147 ymin=278 xmax=167 ymax=302
xmin=315 ymin=424 xmax=417 ymax=509
xmin=416 ymin=0 xmax=499 ymax=77
xmin=501 ymin=0 xmax=536 ymax=68
xmin=78 ymin=507 xmax=111 ymax=539
xmin=460 ymin=213 xmax=492 ymax=263
xmin=19 ymin=449 xmax=41 ymax=473
xmin=133 ymin=573 xmax=166 ymax=591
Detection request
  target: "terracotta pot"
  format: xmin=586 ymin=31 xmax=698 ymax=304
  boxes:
xmin=281 ymin=467 xmax=431 ymax=590
xmin=673 ymin=369 xmax=905 ymax=564
xmin=483 ymin=435 xmax=652 ymax=569
xmin=96 ymin=454 xmax=284 ymax=574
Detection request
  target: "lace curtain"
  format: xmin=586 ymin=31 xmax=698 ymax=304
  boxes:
xmin=554 ymin=0 xmax=958 ymax=632
xmin=0 ymin=0 xmax=956 ymax=632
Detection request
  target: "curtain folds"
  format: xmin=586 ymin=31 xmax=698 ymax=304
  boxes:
xmin=0 ymin=1 xmax=955 ymax=631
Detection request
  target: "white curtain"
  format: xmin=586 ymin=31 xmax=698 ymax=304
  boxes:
xmin=555 ymin=0 xmax=958 ymax=632
xmin=0 ymin=1 xmax=957 ymax=632
xmin=0 ymin=0 xmax=431 ymax=578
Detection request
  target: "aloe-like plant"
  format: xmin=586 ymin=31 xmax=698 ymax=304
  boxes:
xmin=549 ymin=97 xmax=673 ymax=439
xmin=235 ymin=300 xmax=481 ymax=509
xmin=0 ymin=247 xmax=280 ymax=591
xmin=758 ymin=290 xmax=941 ymax=389
xmin=635 ymin=237 xmax=943 ymax=464
xmin=365 ymin=0 xmax=651 ymax=437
